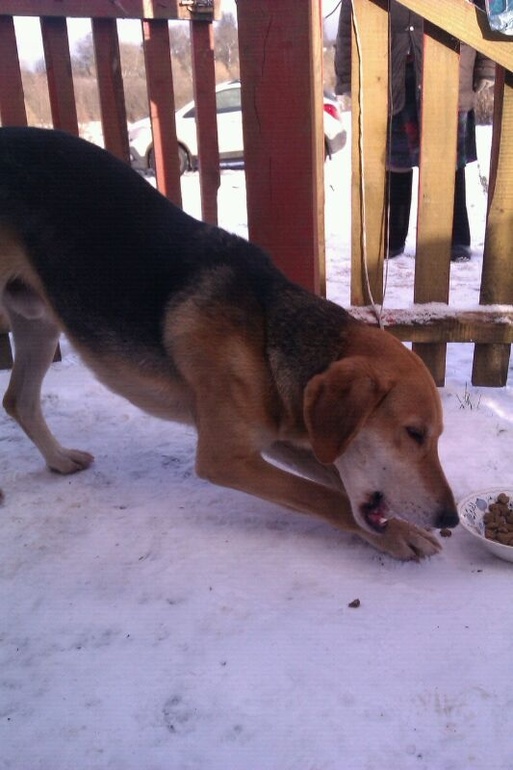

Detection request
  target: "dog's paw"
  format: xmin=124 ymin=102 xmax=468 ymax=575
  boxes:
xmin=361 ymin=518 xmax=442 ymax=561
xmin=48 ymin=448 xmax=95 ymax=475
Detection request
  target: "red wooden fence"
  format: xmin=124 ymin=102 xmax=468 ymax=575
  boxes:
xmin=1 ymin=0 xmax=512 ymax=386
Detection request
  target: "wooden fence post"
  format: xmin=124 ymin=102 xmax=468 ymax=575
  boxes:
xmin=0 ymin=15 xmax=26 ymax=126
xmin=350 ymin=0 xmax=389 ymax=307
xmin=237 ymin=0 xmax=325 ymax=294
xmin=41 ymin=16 xmax=79 ymax=135
xmin=190 ymin=19 xmax=220 ymax=225
xmin=92 ymin=18 xmax=130 ymax=162
xmin=472 ymin=67 xmax=513 ymax=386
xmin=142 ymin=19 xmax=183 ymax=208
xmin=412 ymin=22 xmax=459 ymax=385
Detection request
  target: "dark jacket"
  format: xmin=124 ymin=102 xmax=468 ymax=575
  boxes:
xmin=334 ymin=0 xmax=495 ymax=115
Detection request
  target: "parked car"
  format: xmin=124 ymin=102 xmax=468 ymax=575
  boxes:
xmin=128 ymin=80 xmax=346 ymax=175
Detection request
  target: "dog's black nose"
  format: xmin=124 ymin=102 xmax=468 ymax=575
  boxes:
xmin=436 ymin=508 xmax=459 ymax=529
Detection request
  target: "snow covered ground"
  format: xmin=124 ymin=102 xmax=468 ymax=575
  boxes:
xmin=1 ymin=127 xmax=513 ymax=770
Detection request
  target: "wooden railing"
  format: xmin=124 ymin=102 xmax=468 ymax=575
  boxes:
xmin=0 ymin=0 xmax=512 ymax=385
xmin=0 ymin=0 xmax=222 ymax=368
xmin=349 ymin=0 xmax=513 ymax=385
xmin=0 ymin=0 xmax=222 ymax=219
xmin=0 ymin=0 xmax=324 ymax=369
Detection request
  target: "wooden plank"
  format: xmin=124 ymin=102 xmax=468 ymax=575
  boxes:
xmin=398 ymin=0 xmax=513 ymax=71
xmin=412 ymin=23 xmax=460 ymax=385
xmin=350 ymin=0 xmax=388 ymax=306
xmin=415 ymin=26 xmax=458 ymax=304
xmin=472 ymin=68 xmax=513 ymax=386
xmin=350 ymin=306 xmax=513 ymax=344
xmin=312 ymin=0 xmax=326 ymax=294
xmin=190 ymin=19 xmax=219 ymax=225
xmin=472 ymin=344 xmax=510 ymax=385
xmin=412 ymin=344 xmax=444 ymax=383
xmin=480 ymin=71 xmax=513 ymax=304
xmin=237 ymin=0 xmax=325 ymax=294
xmin=92 ymin=17 xmax=130 ymax=162
xmin=41 ymin=16 xmax=79 ymax=135
xmin=0 ymin=15 xmax=27 ymax=125
xmin=0 ymin=1 xmax=220 ymax=21
xmin=142 ymin=18 xmax=182 ymax=208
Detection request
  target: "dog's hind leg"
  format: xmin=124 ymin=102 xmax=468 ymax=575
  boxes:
xmin=2 ymin=281 xmax=94 ymax=474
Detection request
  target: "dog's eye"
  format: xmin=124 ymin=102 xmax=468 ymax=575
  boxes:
xmin=406 ymin=426 xmax=425 ymax=445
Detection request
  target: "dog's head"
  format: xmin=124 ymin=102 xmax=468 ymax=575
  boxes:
xmin=303 ymin=329 xmax=458 ymax=535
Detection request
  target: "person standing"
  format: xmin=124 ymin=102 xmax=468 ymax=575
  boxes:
xmin=334 ymin=0 xmax=495 ymax=262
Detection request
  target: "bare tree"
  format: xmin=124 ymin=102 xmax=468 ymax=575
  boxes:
xmin=169 ymin=22 xmax=192 ymax=77
xmin=119 ymin=41 xmax=145 ymax=80
xmin=214 ymin=13 xmax=239 ymax=76
xmin=71 ymin=33 xmax=96 ymax=77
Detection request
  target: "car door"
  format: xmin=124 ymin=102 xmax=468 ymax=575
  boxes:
xmin=215 ymin=84 xmax=244 ymax=161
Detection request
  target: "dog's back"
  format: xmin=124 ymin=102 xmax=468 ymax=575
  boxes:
xmin=0 ymin=127 xmax=352 ymax=378
xmin=0 ymin=127 xmax=285 ymax=357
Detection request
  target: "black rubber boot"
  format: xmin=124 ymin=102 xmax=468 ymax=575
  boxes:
xmin=451 ymin=167 xmax=471 ymax=261
xmin=387 ymin=170 xmax=413 ymax=257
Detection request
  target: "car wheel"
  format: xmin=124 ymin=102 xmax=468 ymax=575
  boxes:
xmin=178 ymin=145 xmax=188 ymax=175
xmin=148 ymin=146 xmax=155 ymax=173
xmin=147 ymin=146 xmax=188 ymax=176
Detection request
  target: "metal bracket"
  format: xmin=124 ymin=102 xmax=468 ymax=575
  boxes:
xmin=178 ymin=0 xmax=219 ymax=20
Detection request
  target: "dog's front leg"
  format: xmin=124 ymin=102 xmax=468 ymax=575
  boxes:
xmin=191 ymin=397 xmax=438 ymax=559
xmin=197 ymin=441 xmax=441 ymax=559
xmin=355 ymin=520 xmax=441 ymax=561
xmin=196 ymin=439 xmax=360 ymax=533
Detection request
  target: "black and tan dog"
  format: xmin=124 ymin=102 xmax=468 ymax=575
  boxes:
xmin=0 ymin=127 xmax=458 ymax=559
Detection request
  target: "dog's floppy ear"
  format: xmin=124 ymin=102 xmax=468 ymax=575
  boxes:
xmin=303 ymin=357 xmax=393 ymax=464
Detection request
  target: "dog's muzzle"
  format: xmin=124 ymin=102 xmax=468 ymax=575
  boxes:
xmin=436 ymin=507 xmax=459 ymax=530
xmin=361 ymin=491 xmax=388 ymax=533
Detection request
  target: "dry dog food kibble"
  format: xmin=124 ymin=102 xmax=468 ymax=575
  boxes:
xmin=483 ymin=493 xmax=513 ymax=546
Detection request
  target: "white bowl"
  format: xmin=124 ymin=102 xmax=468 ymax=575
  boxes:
xmin=458 ymin=488 xmax=513 ymax=563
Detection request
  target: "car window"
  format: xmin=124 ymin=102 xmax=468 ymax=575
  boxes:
xmin=180 ymin=86 xmax=241 ymax=119
xmin=215 ymin=87 xmax=241 ymax=114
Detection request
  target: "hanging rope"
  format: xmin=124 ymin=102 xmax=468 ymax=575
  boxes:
xmin=350 ymin=0 xmax=393 ymax=329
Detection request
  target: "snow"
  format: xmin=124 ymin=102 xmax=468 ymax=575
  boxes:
xmin=1 ymin=126 xmax=513 ymax=770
